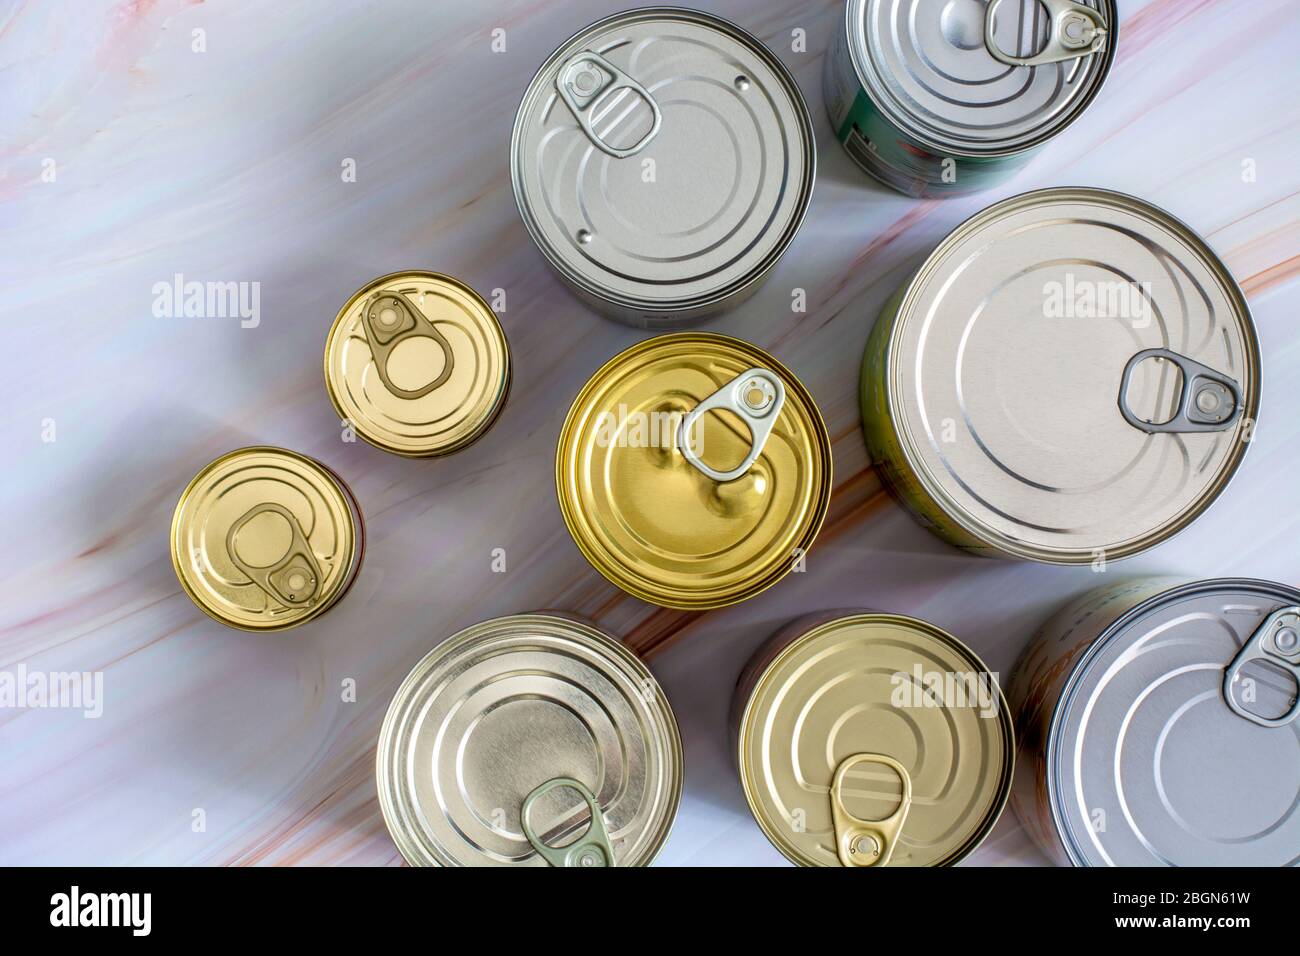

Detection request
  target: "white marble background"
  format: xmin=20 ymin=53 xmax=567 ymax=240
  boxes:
xmin=0 ymin=0 xmax=1296 ymax=866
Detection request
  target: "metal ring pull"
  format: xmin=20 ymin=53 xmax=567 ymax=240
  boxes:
xmin=225 ymin=503 xmax=323 ymax=608
xmin=1223 ymin=607 xmax=1300 ymax=728
xmin=556 ymin=51 xmax=662 ymax=159
xmin=1117 ymin=347 xmax=1242 ymax=434
xmin=677 ymin=368 xmax=786 ymax=482
xmin=361 ymin=291 xmax=455 ymax=400
xmin=984 ymin=0 xmax=1108 ymax=68
xmin=520 ymin=777 xmax=616 ymax=868
xmin=829 ymin=753 xmax=912 ymax=867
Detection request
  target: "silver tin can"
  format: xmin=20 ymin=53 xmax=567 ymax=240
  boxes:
xmin=860 ymin=187 xmax=1260 ymax=564
xmin=512 ymin=7 xmax=815 ymax=328
xmin=825 ymin=0 xmax=1116 ymax=197
xmin=376 ymin=614 xmax=683 ymax=866
xmin=1010 ymin=577 xmax=1300 ymax=866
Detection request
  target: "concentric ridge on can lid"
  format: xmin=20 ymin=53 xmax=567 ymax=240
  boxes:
xmin=324 ymin=271 xmax=510 ymax=458
xmin=845 ymin=0 xmax=1116 ymax=156
xmin=512 ymin=7 xmax=815 ymax=321
xmin=1038 ymin=578 xmax=1300 ymax=866
xmin=875 ymin=187 xmax=1259 ymax=563
xmin=170 ymin=446 xmax=363 ymax=630
xmin=735 ymin=612 xmax=1014 ymax=867
xmin=376 ymin=613 xmax=683 ymax=867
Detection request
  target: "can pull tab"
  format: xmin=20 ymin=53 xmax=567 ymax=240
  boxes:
xmin=984 ymin=0 xmax=1108 ymax=67
xmin=677 ymin=368 xmax=786 ymax=483
xmin=225 ymin=503 xmax=323 ymax=608
xmin=829 ymin=753 xmax=912 ymax=867
xmin=361 ymin=291 xmax=455 ymax=400
xmin=556 ymin=51 xmax=662 ymax=159
xmin=520 ymin=778 xmax=616 ymax=868
xmin=1223 ymin=607 xmax=1300 ymax=728
xmin=1118 ymin=348 xmax=1242 ymax=434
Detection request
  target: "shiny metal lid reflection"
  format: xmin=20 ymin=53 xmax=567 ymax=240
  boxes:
xmin=376 ymin=614 xmax=682 ymax=866
xmin=1051 ymin=579 xmax=1300 ymax=866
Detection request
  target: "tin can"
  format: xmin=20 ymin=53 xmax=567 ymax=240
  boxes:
xmin=732 ymin=611 xmax=1014 ymax=866
xmin=557 ymin=332 xmax=832 ymax=610
xmin=324 ymin=271 xmax=510 ymax=458
xmin=1010 ymin=577 xmax=1300 ymax=866
xmin=825 ymin=0 xmax=1116 ymax=197
xmin=512 ymin=7 xmax=815 ymax=327
xmin=170 ymin=447 xmax=363 ymax=630
xmin=860 ymin=187 xmax=1260 ymax=563
xmin=376 ymin=613 xmax=683 ymax=867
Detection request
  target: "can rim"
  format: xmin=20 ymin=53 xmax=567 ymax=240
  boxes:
xmin=737 ymin=612 xmax=1015 ymax=867
xmin=1045 ymin=577 xmax=1300 ymax=866
xmin=322 ymin=270 xmax=511 ymax=459
xmin=375 ymin=612 xmax=684 ymax=866
xmin=555 ymin=331 xmax=833 ymax=610
xmin=881 ymin=186 xmax=1261 ymax=563
xmin=842 ymin=0 xmax=1119 ymax=158
xmin=510 ymin=6 xmax=816 ymax=314
xmin=169 ymin=446 xmax=363 ymax=631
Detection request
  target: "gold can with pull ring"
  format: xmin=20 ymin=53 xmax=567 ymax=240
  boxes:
xmin=732 ymin=611 xmax=1013 ymax=866
xmin=170 ymin=446 xmax=364 ymax=630
xmin=556 ymin=332 xmax=832 ymax=610
xmin=324 ymin=271 xmax=510 ymax=457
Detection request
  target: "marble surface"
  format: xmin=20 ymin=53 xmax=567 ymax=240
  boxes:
xmin=1 ymin=0 xmax=1297 ymax=866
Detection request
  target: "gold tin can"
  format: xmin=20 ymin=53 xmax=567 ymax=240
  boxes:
xmin=732 ymin=612 xmax=1013 ymax=866
xmin=324 ymin=271 xmax=510 ymax=457
xmin=557 ymin=332 xmax=832 ymax=610
xmin=170 ymin=447 xmax=363 ymax=630
xmin=376 ymin=613 xmax=683 ymax=867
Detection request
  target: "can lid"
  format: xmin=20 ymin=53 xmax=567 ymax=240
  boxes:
xmin=557 ymin=333 xmax=832 ymax=609
xmin=883 ymin=188 xmax=1259 ymax=562
xmin=847 ymin=0 xmax=1115 ymax=155
xmin=324 ymin=272 xmax=509 ymax=457
xmin=1051 ymin=579 xmax=1300 ymax=866
xmin=512 ymin=8 xmax=814 ymax=314
xmin=170 ymin=447 xmax=362 ymax=630
xmin=376 ymin=614 xmax=682 ymax=866
xmin=738 ymin=614 xmax=1014 ymax=867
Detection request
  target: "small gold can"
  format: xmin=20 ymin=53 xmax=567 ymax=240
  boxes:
xmin=732 ymin=612 xmax=1013 ymax=866
xmin=324 ymin=271 xmax=510 ymax=457
xmin=170 ymin=447 xmax=363 ymax=630
xmin=556 ymin=332 xmax=832 ymax=610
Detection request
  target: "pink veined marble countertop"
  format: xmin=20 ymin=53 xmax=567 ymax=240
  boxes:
xmin=1 ymin=0 xmax=1296 ymax=866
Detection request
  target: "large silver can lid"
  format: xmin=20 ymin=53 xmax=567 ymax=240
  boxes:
xmin=1049 ymin=579 xmax=1300 ymax=866
xmin=376 ymin=614 xmax=683 ymax=866
xmin=846 ymin=0 xmax=1116 ymax=155
xmin=512 ymin=7 xmax=814 ymax=317
xmin=882 ymin=187 xmax=1259 ymax=562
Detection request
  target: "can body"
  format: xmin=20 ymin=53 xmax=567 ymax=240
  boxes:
xmin=376 ymin=613 xmax=683 ymax=866
xmin=557 ymin=332 xmax=832 ymax=610
xmin=825 ymin=0 xmax=1116 ymax=198
xmin=860 ymin=188 xmax=1260 ymax=563
xmin=170 ymin=447 xmax=364 ymax=630
xmin=732 ymin=611 xmax=1013 ymax=866
xmin=1010 ymin=578 xmax=1300 ymax=866
xmin=324 ymin=271 xmax=510 ymax=458
xmin=512 ymin=7 xmax=815 ymax=327
xmin=823 ymin=19 xmax=1028 ymax=197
